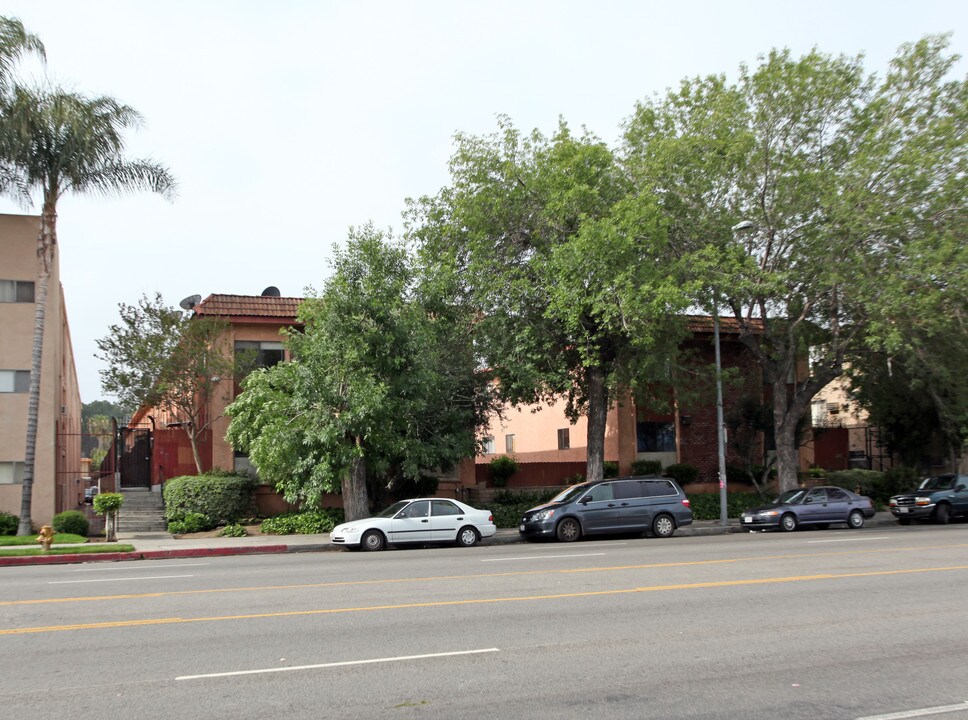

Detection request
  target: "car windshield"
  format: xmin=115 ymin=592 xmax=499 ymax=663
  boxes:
xmin=550 ymin=483 xmax=592 ymax=504
xmin=919 ymin=476 xmax=955 ymax=491
xmin=376 ymin=501 xmax=410 ymax=519
xmin=776 ymin=489 xmax=806 ymax=505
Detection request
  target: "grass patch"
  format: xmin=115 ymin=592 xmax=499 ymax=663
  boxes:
xmin=0 ymin=544 xmax=134 ymax=557
xmin=0 ymin=533 xmax=87 ymax=546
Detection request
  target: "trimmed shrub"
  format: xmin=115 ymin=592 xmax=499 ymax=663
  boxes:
xmin=219 ymin=523 xmax=248 ymax=538
xmin=52 ymin=510 xmax=89 ymax=536
xmin=0 ymin=511 xmax=18 ymax=536
xmin=826 ymin=467 xmax=916 ymax=505
xmin=489 ymin=456 xmax=519 ymax=487
xmin=260 ymin=508 xmax=345 ymax=535
xmin=163 ymin=473 xmax=255 ymax=525
xmin=687 ymin=492 xmax=765 ymax=520
xmin=487 ymin=488 xmax=561 ymax=529
xmin=664 ymin=463 xmax=700 ymax=486
xmin=631 ymin=460 xmax=662 ymax=476
xmin=603 ymin=461 xmax=619 ymax=479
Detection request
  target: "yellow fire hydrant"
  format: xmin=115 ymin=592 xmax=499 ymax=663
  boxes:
xmin=37 ymin=525 xmax=55 ymax=552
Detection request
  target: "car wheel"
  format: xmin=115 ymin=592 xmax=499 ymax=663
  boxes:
xmin=933 ymin=503 xmax=951 ymax=524
xmin=897 ymin=517 xmax=911 ymax=526
xmin=847 ymin=510 xmax=865 ymax=529
xmin=456 ymin=526 xmax=479 ymax=547
xmin=361 ymin=529 xmax=386 ymax=551
xmin=652 ymin=513 xmax=676 ymax=538
xmin=556 ymin=517 xmax=581 ymax=542
xmin=780 ymin=513 xmax=798 ymax=532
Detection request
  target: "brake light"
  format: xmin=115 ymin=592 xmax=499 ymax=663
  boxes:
xmin=681 ymin=498 xmax=691 ymax=507
xmin=488 ymin=514 xmax=494 ymax=523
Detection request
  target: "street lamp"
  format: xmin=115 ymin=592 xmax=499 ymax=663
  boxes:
xmin=714 ymin=221 xmax=756 ymax=526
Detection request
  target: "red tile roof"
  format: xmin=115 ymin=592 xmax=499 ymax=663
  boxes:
xmin=686 ymin=315 xmax=764 ymax=334
xmin=193 ymin=294 xmax=302 ymax=320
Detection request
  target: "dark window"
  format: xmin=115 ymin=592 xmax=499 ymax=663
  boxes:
xmin=400 ymin=500 xmax=430 ymax=518
xmin=614 ymin=480 xmax=645 ymax=500
xmin=557 ymin=428 xmax=570 ymax=450
xmin=583 ymin=483 xmax=614 ymax=502
xmin=636 ymin=421 xmax=676 ymax=452
xmin=806 ymin=489 xmax=828 ymax=503
xmin=0 ymin=280 xmax=34 ymax=303
xmin=826 ymin=488 xmax=849 ymax=501
xmin=644 ymin=480 xmax=678 ymax=497
xmin=235 ymin=341 xmax=285 ymax=374
xmin=431 ymin=500 xmax=461 ymax=516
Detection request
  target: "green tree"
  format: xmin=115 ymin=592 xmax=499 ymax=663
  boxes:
xmin=623 ymin=36 xmax=968 ymax=492
xmin=227 ymin=225 xmax=496 ymax=521
xmin=96 ymin=293 xmax=231 ymax=474
xmin=408 ymin=118 xmax=688 ymax=484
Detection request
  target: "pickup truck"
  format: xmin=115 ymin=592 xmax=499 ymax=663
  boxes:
xmin=888 ymin=474 xmax=968 ymax=525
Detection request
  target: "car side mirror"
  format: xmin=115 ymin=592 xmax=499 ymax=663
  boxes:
xmin=804 ymin=497 xmax=813 ymax=504
xmin=579 ymin=496 xmax=590 ymax=505
xmin=957 ymin=485 xmax=966 ymax=492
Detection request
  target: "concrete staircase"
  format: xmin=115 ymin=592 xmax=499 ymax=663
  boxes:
xmin=118 ymin=489 xmax=167 ymax=533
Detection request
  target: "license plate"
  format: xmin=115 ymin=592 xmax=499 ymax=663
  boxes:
xmin=519 ymin=524 xmax=525 ymax=532
xmin=899 ymin=507 xmax=909 ymax=513
xmin=743 ymin=516 xmax=752 ymax=523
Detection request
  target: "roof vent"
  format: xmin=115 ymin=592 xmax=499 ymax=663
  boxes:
xmin=261 ymin=286 xmax=281 ymax=297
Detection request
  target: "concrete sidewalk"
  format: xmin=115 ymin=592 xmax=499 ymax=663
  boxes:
xmin=0 ymin=512 xmax=899 ymax=567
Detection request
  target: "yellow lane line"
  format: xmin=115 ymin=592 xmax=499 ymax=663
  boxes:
xmin=3 ymin=541 xmax=967 ymax=607
xmin=4 ymin=564 xmax=967 ymax=636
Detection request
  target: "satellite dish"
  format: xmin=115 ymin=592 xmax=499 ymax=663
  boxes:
xmin=261 ymin=286 xmax=281 ymax=297
xmin=179 ymin=294 xmax=202 ymax=311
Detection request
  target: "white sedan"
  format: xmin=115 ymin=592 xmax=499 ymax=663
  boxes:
xmin=330 ymin=498 xmax=496 ymax=551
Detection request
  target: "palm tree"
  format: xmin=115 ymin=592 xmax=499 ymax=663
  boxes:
xmin=0 ymin=86 xmax=175 ymax=534
xmin=0 ymin=16 xmax=44 ymax=199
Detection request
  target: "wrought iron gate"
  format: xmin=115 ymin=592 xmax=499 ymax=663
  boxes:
xmin=118 ymin=424 xmax=152 ymax=489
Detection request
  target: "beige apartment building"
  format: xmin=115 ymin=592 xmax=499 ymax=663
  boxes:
xmin=0 ymin=213 xmax=82 ymax=528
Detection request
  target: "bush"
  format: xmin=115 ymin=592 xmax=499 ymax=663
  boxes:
xmin=163 ymin=473 xmax=255 ymax=525
xmin=687 ymin=492 xmax=765 ymax=520
xmin=487 ymin=488 xmax=560 ymax=529
xmin=219 ymin=523 xmax=248 ymax=538
xmin=0 ymin=511 xmax=18 ymax=536
xmin=93 ymin=492 xmax=124 ymax=515
xmin=603 ymin=461 xmax=619 ymax=478
xmin=825 ymin=469 xmax=884 ymax=494
xmin=52 ymin=510 xmax=89 ymax=536
xmin=826 ymin=467 xmax=916 ymax=505
xmin=167 ymin=512 xmax=213 ymax=535
xmin=631 ymin=460 xmax=662 ymax=476
xmin=664 ymin=463 xmax=700 ymax=485
xmin=489 ymin=456 xmax=519 ymax=487
xmin=260 ymin=508 xmax=345 ymax=535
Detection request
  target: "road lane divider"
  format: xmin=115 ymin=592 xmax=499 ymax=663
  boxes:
xmin=4 ymin=564 xmax=968 ymax=636
xmin=176 ymin=648 xmax=501 ymax=680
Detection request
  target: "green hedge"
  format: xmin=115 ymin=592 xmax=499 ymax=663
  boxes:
xmin=487 ymin=488 xmax=561 ymax=529
xmin=825 ymin=467 xmax=918 ymax=505
xmin=664 ymin=463 xmax=700 ymax=485
xmin=53 ymin=510 xmax=90 ymax=536
xmin=167 ymin=512 xmax=213 ymax=534
xmin=260 ymin=508 xmax=345 ymax=535
xmin=0 ymin=511 xmax=18 ymax=536
xmin=163 ymin=473 xmax=255 ymax=526
xmin=631 ymin=460 xmax=662 ymax=476
xmin=686 ymin=492 xmax=765 ymax=520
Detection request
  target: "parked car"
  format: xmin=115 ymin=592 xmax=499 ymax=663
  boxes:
xmin=330 ymin=498 xmax=496 ymax=551
xmin=740 ymin=485 xmax=875 ymax=531
xmin=889 ymin=474 xmax=968 ymax=525
xmin=518 ymin=476 xmax=693 ymax=542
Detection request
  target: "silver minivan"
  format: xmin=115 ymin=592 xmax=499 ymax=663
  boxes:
xmin=518 ymin=476 xmax=693 ymax=542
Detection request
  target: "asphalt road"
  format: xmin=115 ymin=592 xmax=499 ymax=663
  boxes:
xmin=2 ymin=522 xmax=968 ymax=720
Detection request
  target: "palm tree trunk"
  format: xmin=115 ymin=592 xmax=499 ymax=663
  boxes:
xmin=17 ymin=205 xmax=56 ymax=535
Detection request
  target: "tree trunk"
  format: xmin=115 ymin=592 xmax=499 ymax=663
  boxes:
xmin=341 ymin=442 xmax=370 ymax=522
xmin=585 ymin=365 xmax=608 ymax=483
xmin=772 ymin=376 xmax=802 ymax=493
xmin=17 ymin=206 xmax=56 ymax=536
xmin=186 ymin=426 xmax=204 ymax=475
xmin=105 ymin=510 xmax=117 ymax=543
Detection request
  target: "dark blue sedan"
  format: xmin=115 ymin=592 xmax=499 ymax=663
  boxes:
xmin=740 ymin=485 xmax=875 ymax=532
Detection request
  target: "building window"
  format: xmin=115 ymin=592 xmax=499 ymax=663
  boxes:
xmin=235 ymin=341 xmax=285 ymax=372
xmin=482 ymin=436 xmax=495 ymax=454
xmin=636 ymin=421 xmax=676 ymax=452
xmin=557 ymin=428 xmax=570 ymax=450
xmin=0 ymin=280 xmax=34 ymax=303
xmin=505 ymin=434 xmax=515 ymax=453
xmin=0 ymin=461 xmax=25 ymax=484
xmin=0 ymin=370 xmax=30 ymax=393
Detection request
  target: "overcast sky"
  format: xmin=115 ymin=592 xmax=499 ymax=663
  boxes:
xmin=1 ymin=1 xmax=966 ymax=403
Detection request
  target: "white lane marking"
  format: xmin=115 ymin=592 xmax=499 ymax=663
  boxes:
xmin=481 ymin=553 xmax=606 ymax=562
xmin=856 ymin=701 xmax=968 ymax=719
xmin=71 ymin=563 xmax=210 ymax=572
xmin=49 ymin=575 xmax=195 ymax=584
xmin=176 ymin=648 xmax=501 ymax=681
xmin=808 ymin=536 xmax=890 ymax=544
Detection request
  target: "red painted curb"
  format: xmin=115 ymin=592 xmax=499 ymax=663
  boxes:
xmin=0 ymin=545 xmax=290 ymax=567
